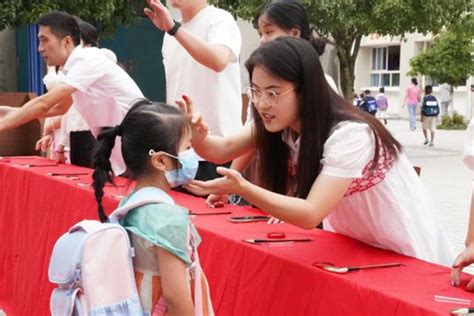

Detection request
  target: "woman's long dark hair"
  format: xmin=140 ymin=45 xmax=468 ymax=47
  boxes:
xmin=92 ymin=99 xmax=189 ymax=222
xmin=253 ymin=0 xmax=327 ymax=56
xmin=245 ymin=37 xmax=402 ymax=199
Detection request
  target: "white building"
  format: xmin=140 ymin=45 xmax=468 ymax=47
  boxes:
xmin=236 ymin=22 xmax=473 ymax=120
xmin=355 ymin=33 xmax=473 ymax=119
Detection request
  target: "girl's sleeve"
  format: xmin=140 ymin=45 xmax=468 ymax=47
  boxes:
xmin=320 ymin=122 xmax=375 ymax=178
xmin=121 ymin=204 xmax=194 ymax=265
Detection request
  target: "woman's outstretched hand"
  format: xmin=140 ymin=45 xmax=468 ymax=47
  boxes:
xmin=186 ymin=167 xmax=247 ymax=196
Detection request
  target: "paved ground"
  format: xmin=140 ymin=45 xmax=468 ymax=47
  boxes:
xmin=385 ymin=118 xmax=472 ymax=270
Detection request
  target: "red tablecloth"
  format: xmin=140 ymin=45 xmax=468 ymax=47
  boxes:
xmin=0 ymin=157 xmax=472 ymax=315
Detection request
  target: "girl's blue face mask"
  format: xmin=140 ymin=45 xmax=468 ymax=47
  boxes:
xmin=149 ymin=149 xmax=199 ymax=187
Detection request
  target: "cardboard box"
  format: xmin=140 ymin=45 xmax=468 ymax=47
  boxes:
xmin=0 ymin=92 xmax=42 ymax=156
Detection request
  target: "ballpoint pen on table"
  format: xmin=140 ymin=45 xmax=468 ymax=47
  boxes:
xmin=450 ymin=307 xmax=474 ymax=314
xmin=47 ymin=172 xmax=89 ymax=176
xmin=228 ymin=216 xmax=271 ymax=223
xmin=18 ymin=164 xmax=58 ymax=168
xmin=243 ymin=238 xmax=312 ymax=244
xmin=0 ymin=157 xmax=33 ymax=160
xmin=189 ymin=211 xmax=232 ymax=215
xmin=435 ymin=295 xmax=471 ymax=305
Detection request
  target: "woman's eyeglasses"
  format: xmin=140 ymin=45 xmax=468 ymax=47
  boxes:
xmin=246 ymin=86 xmax=296 ymax=107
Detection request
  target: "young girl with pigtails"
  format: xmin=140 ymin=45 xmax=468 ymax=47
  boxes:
xmin=92 ymin=99 xmax=213 ymax=315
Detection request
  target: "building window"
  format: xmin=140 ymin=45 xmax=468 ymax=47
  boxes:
xmin=370 ymin=46 xmax=400 ymax=87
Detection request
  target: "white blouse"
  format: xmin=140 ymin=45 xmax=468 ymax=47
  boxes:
xmin=283 ymin=121 xmax=454 ymax=266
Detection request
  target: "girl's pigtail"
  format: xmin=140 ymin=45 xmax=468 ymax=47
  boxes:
xmin=92 ymin=126 xmax=120 ymax=222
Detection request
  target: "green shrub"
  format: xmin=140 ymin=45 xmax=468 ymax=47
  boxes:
xmin=437 ymin=112 xmax=467 ymax=130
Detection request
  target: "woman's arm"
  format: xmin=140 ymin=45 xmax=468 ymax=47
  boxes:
xmin=192 ymin=123 xmax=255 ymax=164
xmin=176 ymin=96 xmax=255 ymax=164
xmin=189 ymin=168 xmax=353 ymax=229
xmin=156 ymin=247 xmax=194 ymax=316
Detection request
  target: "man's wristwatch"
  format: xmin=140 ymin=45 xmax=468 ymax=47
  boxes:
xmin=167 ymin=20 xmax=181 ymax=36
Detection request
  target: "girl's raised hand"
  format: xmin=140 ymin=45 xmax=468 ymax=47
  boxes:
xmin=187 ymin=167 xmax=247 ymax=196
xmin=176 ymin=95 xmax=209 ymax=143
xmin=144 ymin=0 xmax=175 ymax=32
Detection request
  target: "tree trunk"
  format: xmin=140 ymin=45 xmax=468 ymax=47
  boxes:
xmin=449 ymin=90 xmax=454 ymax=118
xmin=337 ymin=47 xmax=355 ymax=100
xmin=334 ymin=34 xmax=362 ymax=100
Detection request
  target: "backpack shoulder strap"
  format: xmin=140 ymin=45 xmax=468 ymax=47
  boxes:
xmin=108 ymin=187 xmax=175 ymax=223
xmin=70 ymin=220 xmax=105 ymax=234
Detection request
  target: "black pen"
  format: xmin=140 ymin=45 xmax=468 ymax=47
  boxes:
xmin=450 ymin=308 xmax=474 ymax=314
xmin=189 ymin=211 xmax=232 ymax=215
xmin=243 ymin=238 xmax=312 ymax=244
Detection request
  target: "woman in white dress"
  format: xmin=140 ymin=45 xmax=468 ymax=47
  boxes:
xmin=184 ymin=37 xmax=454 ymax=266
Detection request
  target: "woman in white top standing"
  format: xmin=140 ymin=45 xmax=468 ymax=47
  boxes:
xmin=183 ymin=37 xmax=454 ymax=266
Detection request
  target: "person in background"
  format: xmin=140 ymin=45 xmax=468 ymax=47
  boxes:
xmin=0 ymin=11 xmax=143 ymax=175
xmin=357 ymin=92 xmax=366 ymax=110
xmin=420 ymin=85 xmax=440 ymax=147
xmin=451 ymin=118 xmax=474 ymax=290
xmin=403 ymin=77 xmax=422 ymax=131
xmin=145 ymin=0 xmax=242 ymax=182
xmin=439 ymin=82 xmax=452 ymax=117
xmin=36 ymin=20 xmax=105 ymax=166
xmin=353 ymin=92 xmax=362 ymax=107
xmin=360 ymin=89 xmax=377 ymax=116
xmin=376 ymin=87 xmax=388 ymax=125
xmin=254 ymin=0 xmax=338 ymax=93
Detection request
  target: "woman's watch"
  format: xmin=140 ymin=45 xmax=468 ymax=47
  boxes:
xmin=167 ymin=20 xmax=181 ymax=36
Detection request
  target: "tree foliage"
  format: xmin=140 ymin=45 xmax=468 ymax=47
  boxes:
xmin=0 ymin=0 xmax=143 ymax=35
xmin=409 ymin=14 xmax=474 ymax=87
xmin=211 ymin=0 xmax=471 ymax=99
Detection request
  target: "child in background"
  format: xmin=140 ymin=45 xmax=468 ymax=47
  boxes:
xmin=92 ymin=99 xmax=213 ymax=315
xmin=361 ymin=89 xmax=377 ymax=116
xmin=421 ymin=85 xmax=440 ymax=147
xmin=353 ymin=93 xmax=362 ymax=107
xmin=376 ymin=87 xmax=389 ymax=125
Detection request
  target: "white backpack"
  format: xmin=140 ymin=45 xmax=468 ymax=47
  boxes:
xmin=48 ymin=188 xmax=174 ymax=316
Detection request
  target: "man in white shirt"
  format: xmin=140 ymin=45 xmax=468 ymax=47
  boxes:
xmin=0 ymin=11 xmax=144 ymax=175
xmin=145 ymin=0 xmax=242 ymax=181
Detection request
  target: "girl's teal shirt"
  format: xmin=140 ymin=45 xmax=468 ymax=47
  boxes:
xmin=118 ymin=189 xmax=201 ymax=266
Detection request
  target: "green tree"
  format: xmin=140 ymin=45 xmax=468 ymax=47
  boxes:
xmin=211 ymin=0 xmax=470 ymax=99
xmin=0 ymin=0 xmax=143 ymax=35
xmin=409 ymin=15 xmax=474 ymax=91
xmin=409 ymin=15 xmax=473 ymax=122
